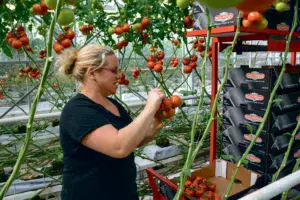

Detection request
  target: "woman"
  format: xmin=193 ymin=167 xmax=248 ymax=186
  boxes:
xmin=56 ymin=44 xmax=165 ymax=200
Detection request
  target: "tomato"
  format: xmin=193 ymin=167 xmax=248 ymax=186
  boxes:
xmin=17 ymin=26 xmax=25 ymax=32
xmin=53 ymin=83 xmax=59 ymax=88
xmin=88 ymin=24 xmax=94 ymax=31
xmin=122 ymin=23 xmax=130 ymax=32
xmin=53 ymin=42 xmax=64 ymax=54
xmin=32 ymin=4 xmax=42 ymax=14
xmin=40 ymin=1 xmax=48 ymax=10
xmin=199 ymin=38 xmax=205 ymax=43
xmin=61 ymin=38 xmax=72 ymax=48
xmin=247 ymin=11 xmax=263 ymax=23
xmin=19 ymin=36 xmax=29 ymax=46
xmin=141 ymin=17 xmax=150 ymax=27
xmin=197 ymin=0 xmax=242 ymax=9
xmin=242 ymin=19 xmax=252 ymax=28
xmin=184 ymin=180 xmax=192 ymax=187
xmin=45 ymin=0 xmax=57 ymax=10
xmin=189 ymin=62 xmax=197 ymax=69
xmin=171 ymin=95 xmax=181 ymax=108
xmin=183 ymin=66 xmax=193 ymax=74
xmin=176 ymin=0 xmax=190 ymax=9
xmin=19 ymin=68 xmax=25 ymax=73
xmin=133 ymin=23 xmax=143 ymax=31
xmin=64 ymin=0 xmax=78 ymax=5
xmin=157 ymin=60 xmax=164 ymax=65
xmin=124 ymin=79 xmax=130 ymax=85
xmin=183 ymin=16 xmax=193 ymax=26
xmin=115 ymin=26 xmax=123 ymax=35
xmin=153 ymin=64 xmax=163 ymax=73
xmin=163 ymin=108 xmax=175 ymax=119
xmin=236 ymin=0 xmax=277 ymax=12
xmin=214 ymin=194 xmax=222 ymax=200
xmin=8 ymin=37 xmax=16 ymax=46
xmin=57 ymin=8 xmax=75 ymax=26
xmin=162 ymin=98 xmax=173 ymax=111
xmin=147 ymin=55 xmax=155 ymax=61
xmin=66 ymin=29 xmax=75 ymax=40
xmin=195 ymin=189 xmax=205 ymax=197
xmin=241 ymin=11 xmax=248 ymax=19
xmin=184 ymin=189 xmax=195 ymax=197
xmin=108 ymin=27 xmax=115 ymax=34
xmin=6 ymin=32 xmax=13 ymax=40
xmin=156 ymin=51 xmax=165 ymax=60
xmin=256 ymin=18 xmax=268 ymax=29
xmin=146 ymin=61 xmax=155 ymax=69
xmin=182 ymin=58 xmax=190 ymax=66
xmin=190 ymin=54 xmax=198 ymax=62
xmin=208 ymin=183 xmax=216 ymax=192
xmin=275 ymin=2 xmax=287 ymax=12
xmin=25 ymin=66 xmax=32 ymax=74
xmin=12 ymin=40 xmax=23 ymax=49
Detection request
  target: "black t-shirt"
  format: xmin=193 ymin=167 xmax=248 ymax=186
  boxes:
xmin=59 ymin=93 xmax=138 ymax=200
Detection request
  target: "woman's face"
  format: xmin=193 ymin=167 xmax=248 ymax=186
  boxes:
xmin=94 ymin=54 xmax=119 ymax=96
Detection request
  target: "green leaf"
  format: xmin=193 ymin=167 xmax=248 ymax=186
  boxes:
xmin=242 ymin=159 xmax=249 ymax=165
xmin=156 ymin=39 xmax=164 ymax=51
xmin=183 ymin=168 xmax=191 ymax=177
xmin=221 ymin=154 xmax=234 ymax=161
xmin=273 ymin=98 xmax=283 ymax=103
xmin=173 ymin=177 xmax=180 ymax=182
xmin=284 ymin=132 xmax=292 ymax=136
xmin=134 ymin=47 xmax=143 ymax=57
xmin=1 ymin=43 xmax=13 ymax=58
xmin=244 ymin=123 xmax=254 ymax=134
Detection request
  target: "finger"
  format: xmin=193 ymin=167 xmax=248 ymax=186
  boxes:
xmin=155 ymin=123 xmax=164 ymax=130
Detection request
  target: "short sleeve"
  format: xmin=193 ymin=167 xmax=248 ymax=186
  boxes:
xmin=61 ymin=104 xmax=110 ymax=143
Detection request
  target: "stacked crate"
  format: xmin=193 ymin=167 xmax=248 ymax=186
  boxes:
xmin=221 ymin=65 xmax=300 ymax=176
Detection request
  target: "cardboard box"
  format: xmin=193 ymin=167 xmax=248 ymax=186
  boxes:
xmin=223 ymin=105 xmax=300 ymax=135
xmin=222 ymin=124 xmax=300 ymax=156
xmin=223 ymin=86 xmax=300 ymax=114
xmin=158 ymin=160 xmax=263 ymax=200
xmin=225 ymin=65 xmax=300 ymax=93
xmin=192 ymin=2 xmax=239 ymax=30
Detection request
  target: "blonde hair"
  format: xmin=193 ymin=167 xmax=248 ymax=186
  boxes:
xmin=56 ymin=44 xmax=115 ymax=82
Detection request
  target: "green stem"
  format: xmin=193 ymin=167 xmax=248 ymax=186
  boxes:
xmin=281 ymin=159 xmax=300 ymax=200
xmin=173 ymin=8 xmax=213 ymax=200
xmin=224 ymin=2 xmax=298 ymax=198
xmin=272 ymin=121 xmax=300 ymax=182
xmin=0 ymin=1 xmax=63 ymax=198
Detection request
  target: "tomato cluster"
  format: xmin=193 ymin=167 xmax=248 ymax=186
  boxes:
xmin=172 ymin=39 xmax=180 ymax=47
xmin=133 ymin=17 xmax=151 ymax=32
xmin=39 ymin=49 xmax=47 ymax=59
xmin=6 ymin=26 xmax=30 ymax=50
xmin=192 ymin=38 xmax=212 ymax=58
xmin=155 ymin=95 xmax=182 ymax=121
xmin=183 ymin=15 xmax=193 ymax=28
xmin=242 ymin=11 xmax=268 ymax=29
xmin=182 ymin=54 xmax=198 ymax=74
xmin=183 ymin=176 xmax=221 ymax=200
xmin=114 ymin=40 xmax=129 ymax=50
xmin=0 ymin=89 xmax=4 ymax=100
xmin=19 ymin=66 xmax=40 ymax=79
xmin=118 ymin=72 xmax=130 ymax=85
xmin=31 ymin=1 xmax=49 ymax=16
xmin=80 ymin=24 xmax=94 ymax=35
xmin=53 ymin=27 xmax=75 ymax=54
xmin=53 ymin=83 xmax=59 ymax=88
xmin=170 ymin=57 xmax=179 ymax=67
xmin=132 ymin=68 xmax=141 ymax=79
xmin=149 ymin=45 xmax=158 ymax=52
xmin=147 ymin=51 xmax=165 ymax=73
xmin=113 ymin=23 xmax=130 ymax=35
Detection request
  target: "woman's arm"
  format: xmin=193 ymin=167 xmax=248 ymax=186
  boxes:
xmin=81 ymin=89 xmax=165 ymax=158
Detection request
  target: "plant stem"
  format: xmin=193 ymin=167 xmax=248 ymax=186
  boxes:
xmin=224 ymin=2 xmax=298 ymax=198
xmin=173 ymin=8 xmax=213 ymax=200
xmin=0 ymin=1 xmax=63 ymax=198
xmin=272 ymin=121 xmax=300 ymax=182
xmin=281 ymin=159 xmax=300 ymax=200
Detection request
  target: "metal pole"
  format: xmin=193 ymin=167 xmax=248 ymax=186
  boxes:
xmin=239 ymin=170 xmax=300 ymax=200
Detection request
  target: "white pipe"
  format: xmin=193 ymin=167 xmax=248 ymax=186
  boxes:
xmin=0 ymin=95 xmax=203 ymax=124
xmin=239 ymin=170 xmax=300 ymax=200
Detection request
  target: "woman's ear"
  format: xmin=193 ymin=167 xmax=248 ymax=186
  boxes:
xmin=86 ymin=67 xmax=96 ymax=81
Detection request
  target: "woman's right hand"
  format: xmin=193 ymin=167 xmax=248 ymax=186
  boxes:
xmin=145 ymin=88 xmax=165 ymax=114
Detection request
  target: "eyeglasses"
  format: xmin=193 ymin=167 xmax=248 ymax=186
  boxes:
xmin=101 ymin=68 xmax=119 ymax=74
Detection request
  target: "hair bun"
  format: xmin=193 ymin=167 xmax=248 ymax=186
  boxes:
xmin=56 ymin=48 xmax=79 ymax=77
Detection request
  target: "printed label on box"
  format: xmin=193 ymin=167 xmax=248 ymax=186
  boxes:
xmin=245 ymin=93 xmax=264 ymax=102
xmin=214 ymin=12 xmax=234 ymax=22
xmin=246 ymin=154 xmax=262 ymax=164
xmin=245 ymin=114 xmax=263 ymax=123
xmin=246 ymin=72 xmax=265 ymax=80
xmin=244 ymin=134 xmax=263 ymax=143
